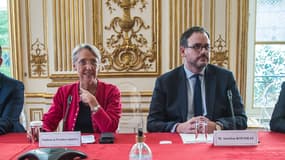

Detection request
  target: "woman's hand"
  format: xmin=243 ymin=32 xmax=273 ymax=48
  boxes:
xmin=80 ymin=88 xmax=98 ymax=108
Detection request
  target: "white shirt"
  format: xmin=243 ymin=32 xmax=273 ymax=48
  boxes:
xmin=183 ymin=65 xmax=207 ymax=119
xmin=171 ymin=65 xmax=208 ymax=132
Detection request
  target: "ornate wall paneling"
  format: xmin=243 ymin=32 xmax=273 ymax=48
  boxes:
xmin=169 ymin=0 xmax=248 ymax=101
xmin=234 ymin=0 xmax=248 ymax=104
xmin=8 ymin=0 xmax=24 ymax=80
xmin=26 ymin=0 xmax=49 ymax=78
xmin=48 ymin=0 xmax=86 ymax=84
xmin=169 ymin=0 xmax=203 ymax=69
xmin=20 ymin=0 xmax=248 ymax=132
xmin=91 ymin=0 xmax=161 ymax=132
xmin=208 ymin=0 xmax=230 ymax=69
xmin=29 ymin=108 xmax=44 ymax=121
xmin=24 ymin=0 xmax=50 ymax=124
xmin=93 ymin=0 xmax=161 ymax=76
xmin=206 ymin=0 xmax=248 ymax=101
xmin=168 ymin=0 xmax=232 ymax=68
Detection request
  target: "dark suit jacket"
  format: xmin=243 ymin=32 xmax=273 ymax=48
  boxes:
xmin=270 ymin=82 xmax=285 ymax=133
xmin=147 ymin=64 xmax=247 ymax=132
xmin=0 ymin=72 xmax=25 ymax=134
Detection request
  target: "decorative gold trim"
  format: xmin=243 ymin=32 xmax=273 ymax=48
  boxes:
xmin=30 ymin=39 xmax=48 ymax=77
xmin=25 ymin=93 xmax=54 ymax=98
xmin=26 ymin=101 xmax=51 ymax=105
xmin=29 ymin=108 xmax=44 ymax=121
xmin=43 ymin=0 xmax=49 ymax=78
xmin=53 ymin=0 xmax=58 ymax=71
xmin=169 ymin=0 xmax=173 ymax=68
xmin=241 ymin=0 xmax=249 ymax=105
xmin=210 ymin=0 xmax=214 ymax=40
xmin=227 ymin=0 xmax=231 ymax=63
xmin=52 ymin=0 xmax=85 ymax=72
xmin=25 ymin=91 xmax=153 ymax=98
xmin=122 ymin=98 xmax=149 ymax=101
xmin=25 ymin=0 xmax=31 ymax=78
xmin=93 ymin=0 xmax=161 ymax=76
xmin=8 ymin=0 xmax=23 ymax=81
xmin=43 ymin=0 xmax=47 ymax=49
xmin=210 ymin=35 xmax=229 ymax=68
xmin=235 ymin=0 xmax=249 ymax=105
xmin=122 ymin=91 xmax=152 ymax=97
xmin=63 ymin=0 xmax=67 ymax=71
xmin=213 ymin=1 xmax=216 ymax=39
xmin=122 ymin=107 xmax=149 ymax=113
xmin=256 ymin=41 xmax=285 ymax=44
xmin=235 ymin=0 xmax=241 ymax=85
xmin=199 ymin=0 xmax=202 ymax=24
xmin=25 ymin=0 xmax=49 ymax=78
xmin=169 ymin=0 xmax=203 ymax=69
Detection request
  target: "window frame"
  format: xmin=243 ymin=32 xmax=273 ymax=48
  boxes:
xmin=246 ymin=0 xmax=285 ymax=127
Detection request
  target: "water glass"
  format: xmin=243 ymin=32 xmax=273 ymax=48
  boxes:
xmin=27 ymin=121 xmax=43 ymax=143
xmin=195 ymin=118 xmax=208 ymax=143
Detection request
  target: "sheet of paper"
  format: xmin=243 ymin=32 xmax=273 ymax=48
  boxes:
xmin=81 ymin=135 xmax=95 ymax=143
xmin=180 ymin=133 xmax=213 ymax=144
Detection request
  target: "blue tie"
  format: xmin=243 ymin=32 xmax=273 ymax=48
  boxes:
xmin=193 ymin=74 xmax=203 ymax=116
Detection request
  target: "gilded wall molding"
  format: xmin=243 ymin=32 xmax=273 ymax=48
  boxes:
xmin=29 ymin=108 xmax=44 ymax=121
xmin=52 ymin=0 xmax=85 ymax=73
xmin=8 ymin=0 xmax=23 ymax=80
xmin=93 ymin=0 xmax=161 ymax=76
xmin=26 ymin=0 xmax=49 ymax=78
xmin=168 ymin=0 xmax=248 ymax=101
xmin=210 ymin=35 xmax=229 ymax=68
xmin=29 ymin=39 xmax=48 ymax=77
xmin=209 ymin=0 xmax=230 ymax=69
xmin=210 ymin=0 xmax=248 ymax=101
xmin=234 ymin=0 xmax=248 ymax=104
xmin=25 ymin=91 xmax=152 ymax=98
xmin=169 ymin=0 xmax=203 ymax=69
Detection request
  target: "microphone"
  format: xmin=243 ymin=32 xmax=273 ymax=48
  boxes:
xmin=227 ymin=89 xmax=236 ymax=130
xmin=62 ymin=95 xmax=72 ymax=131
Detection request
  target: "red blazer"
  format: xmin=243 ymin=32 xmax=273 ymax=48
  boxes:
xmin=43 ymin=80 xmax=122 ymax=133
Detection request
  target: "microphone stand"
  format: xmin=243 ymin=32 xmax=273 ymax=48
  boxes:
xmin=62 ymin=95 xmax=72 ymax=131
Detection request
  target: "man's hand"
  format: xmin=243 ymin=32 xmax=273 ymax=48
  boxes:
xmin=205 ymin=118 xmax=217 ymax=133
xmin=176 ymin=116 xmax=204 ymax=133
xmin=176 ymin=116 xmax=217 ymax=133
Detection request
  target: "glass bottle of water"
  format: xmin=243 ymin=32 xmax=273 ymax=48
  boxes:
xmin=129 ymin=128 xmax=152 ymax=160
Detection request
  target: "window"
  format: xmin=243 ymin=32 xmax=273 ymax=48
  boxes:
xmin=247 ymin=0 xmax=285 ymax=128
xmin=0 ymin=0 xmax=11 ymax=76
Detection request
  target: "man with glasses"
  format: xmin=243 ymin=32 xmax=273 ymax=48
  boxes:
xmin=147 ymin=26 xmax=247 ymax=133
xmin=0 ymin=45 xmax=26 ymax=134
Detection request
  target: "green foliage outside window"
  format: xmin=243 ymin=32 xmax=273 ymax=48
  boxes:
xmin=254 ymin=45 xmax=285 ymax=108
xmin=0 ymin=8 xmax=11 ymax=76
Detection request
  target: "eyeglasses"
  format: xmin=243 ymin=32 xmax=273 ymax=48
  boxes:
xmin=186 ymin=44 xmax=211 ymax=51
xmin=77 ymin=59 xmax=98 ymax=66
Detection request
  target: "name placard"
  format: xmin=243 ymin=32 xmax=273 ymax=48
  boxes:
xmin=39 ymin=131 xmax=81 ymax=147
xmin=213 ymin=130 xmax=258 ymax=146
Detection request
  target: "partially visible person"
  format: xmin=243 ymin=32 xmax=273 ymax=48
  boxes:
xmin=0 ymin=45 xmax=26 ymax=134
xmin=147 ymin=26 xmax=247 ymax=133
xmin=270 ymin=82 xmax=285 ymax=133
xmin=42 ymin=43 xmax=122 ymax=133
